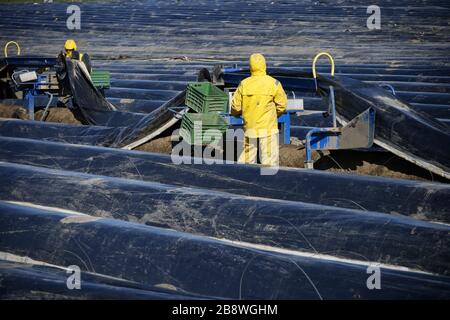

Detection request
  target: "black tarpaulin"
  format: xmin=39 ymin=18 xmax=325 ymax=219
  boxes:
xmin=1 ymin=201 xmax=450 ymax=299
xmin=59 ymin=58 xmax=187 ymax=147
xmin=0 ymin=161 xmax=449 ymax=275
xmin=0 ymin=136 xmax=449 ymax=223
xmin=316 ymin=74 xmax=450 ymax=179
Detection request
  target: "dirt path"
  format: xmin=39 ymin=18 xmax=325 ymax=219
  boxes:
xmin=136 ymin=135 xmax=173 ymax=154
xmin=281 ymin=146 xmax=446 ymax=182
xmin=0 ymin=105 xmax=82 ymax=125
xmin=34 ymin=108 xmax=82 ymax=125
xmin=137 ymin=134 xmax=446 ymax=182
xmin=0 ymin=104 xmax=28 ymax=120
xmin=1 ymin=104 xmax=445 ymax=182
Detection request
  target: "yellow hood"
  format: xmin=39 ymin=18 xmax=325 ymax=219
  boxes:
xmin=249 ymin=53 xmax=266 ymax=76
xmin=64 ymin=39 xmax=77 ymax=51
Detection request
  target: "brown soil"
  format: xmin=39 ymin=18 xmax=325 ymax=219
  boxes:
xmin=279 ymin=146 xmax=447 ymax=182
xmin=0 ymin=104 xmax=28 ymax=120
xmin=279 ymin=144 xmax=321 ymax=168
xmin=34 ymin=108 xmax=82 ymax=125
xmin=314 ymin=150 xmax=446 ymax=182
xmin=136 ymin=135 xmax=173 ymax=154
xmin=0 ymin=104 xmax=82 ymax=125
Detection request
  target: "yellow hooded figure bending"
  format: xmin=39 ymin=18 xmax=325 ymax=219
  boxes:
xmin=231 ymin=53 xmax=287 ymax=166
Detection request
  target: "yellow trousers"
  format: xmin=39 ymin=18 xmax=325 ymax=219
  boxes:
xmin=238 ymin=134 xmax=279 ymax=166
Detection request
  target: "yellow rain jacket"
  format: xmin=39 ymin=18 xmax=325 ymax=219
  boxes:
xmin=231 ymin=53 xmax=287 ymax=138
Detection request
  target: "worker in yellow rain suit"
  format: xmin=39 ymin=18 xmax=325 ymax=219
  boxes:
xmin=63 ymin=39 xmax=92 ymax=73
xmin=56 ymin=40 xmax=93 ymax=109
xmin=231 ymin=53 xmax=287 ymax=166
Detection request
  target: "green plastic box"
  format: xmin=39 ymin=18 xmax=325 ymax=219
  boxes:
xmin=185 ymin=82 xmax=229 ymax=113
xmin=91 ymin=70 xmax=111 ymax=90
xmin=180 ymin=112 xmax=228 ymax=145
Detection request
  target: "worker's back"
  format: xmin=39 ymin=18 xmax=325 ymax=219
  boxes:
xmin=231 ymin=54 xmax=287 ymax=138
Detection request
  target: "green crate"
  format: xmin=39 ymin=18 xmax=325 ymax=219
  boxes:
xmin=185 ymin=82 xmax=228 ymax=113
xmin=180 ymin=112 xmax=228 ymax=145
xmin=91 ymin=70 xmax=111 ymax=89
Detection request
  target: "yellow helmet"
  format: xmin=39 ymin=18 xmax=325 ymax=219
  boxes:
xmin=64 ymin=39 xmax=77 ymax=51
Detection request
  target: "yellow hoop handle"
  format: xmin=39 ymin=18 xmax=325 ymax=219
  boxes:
xmin=4 ymin=41 xmax=21 ymax=57
xmin=312 ymin=52 xmax=335 ymax=79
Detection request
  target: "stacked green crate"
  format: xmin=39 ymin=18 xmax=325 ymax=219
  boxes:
xmin=91 ymin=70 xmax=111 ymax=90
xmin=180 ymin=113 xmax=228 ymax=145
xmin=181 ymin=82 xmax=229 ymax=145
xmin=185 ymin=82 xmax=228 ymax=113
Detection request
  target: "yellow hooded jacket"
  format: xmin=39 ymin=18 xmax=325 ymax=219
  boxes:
xmin=231 ymin=53 xmax=287 ymax=138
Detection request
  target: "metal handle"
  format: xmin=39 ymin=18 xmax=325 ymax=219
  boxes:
xmin=40 ymin=92 xmax=54 ymax=121
xmin=4 ymin=41 xmax=21 ymax=57
xmin=312 ymin=52 xmax=335 ymax=79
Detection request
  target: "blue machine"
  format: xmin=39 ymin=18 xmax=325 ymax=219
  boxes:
xmin=13 ymin=70 xmax=59 ymax=120
xmin=303 ymin=85 xmax=376 ymax=168
xmin=226 ymin=110 xmax=300 ymax=145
